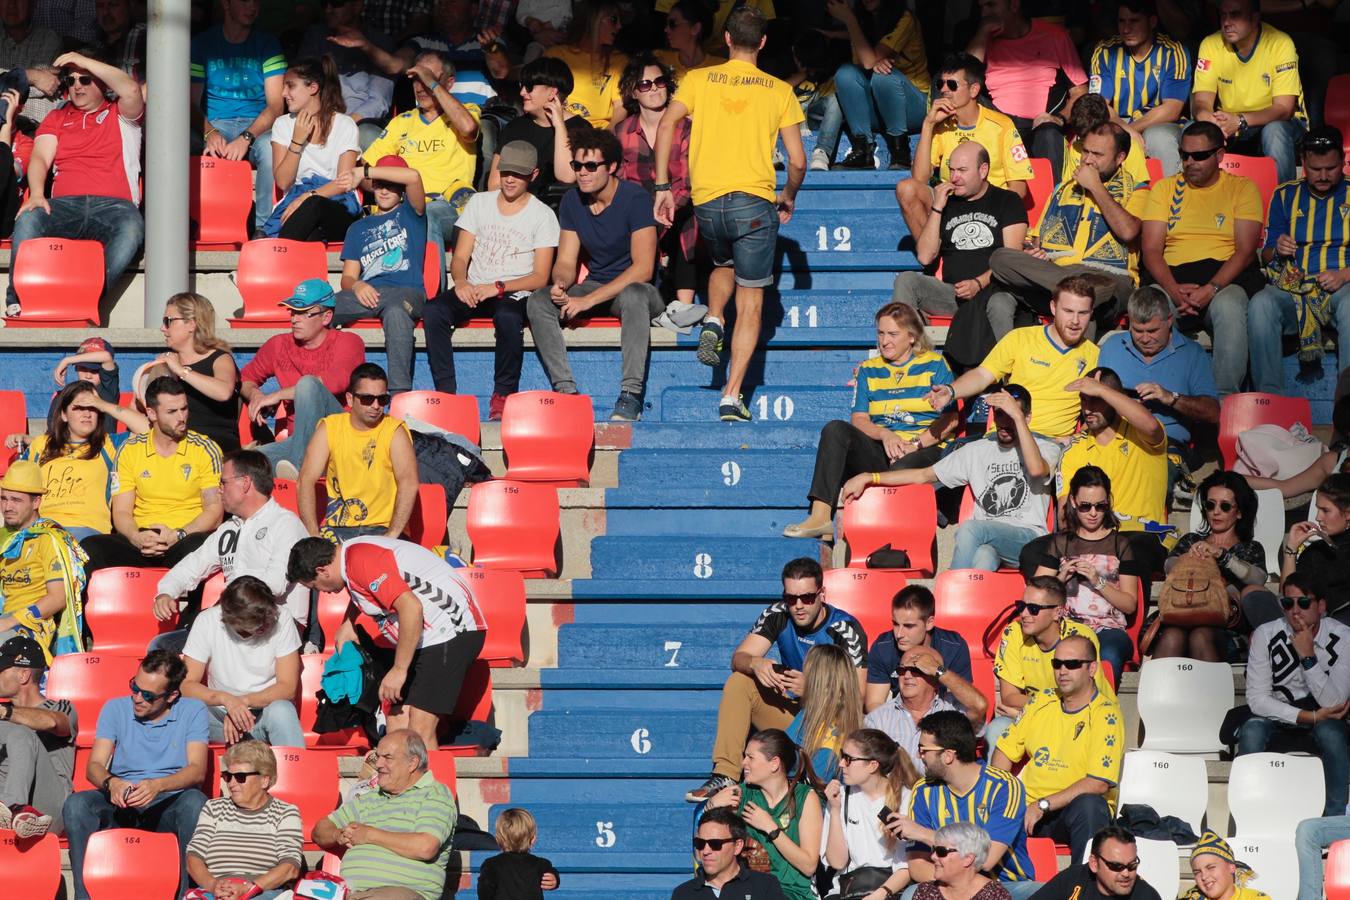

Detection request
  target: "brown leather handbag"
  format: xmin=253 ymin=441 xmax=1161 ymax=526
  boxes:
xmin=1155 ymin=554 xmax=1234 ymax=628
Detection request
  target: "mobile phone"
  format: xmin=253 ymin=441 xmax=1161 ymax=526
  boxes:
xmin=771 ymin=663 xmax=788 ymax=675
xmin=878 ymin=805 xmax=894 ymax=825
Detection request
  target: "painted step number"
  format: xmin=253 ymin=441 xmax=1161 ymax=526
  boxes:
xmin=595 ymin=821 xmax=616 ymax=847
xmin=630 ymin=728 xmax=652 ymax=754
xmin=816 ymin=225 xmax=852 ymax=251
xmin=694 ymin=553 xmax=713 ymax=579
xmin=784 ymin=305 xmax=818 ymax=328
xmin=755 ymin=395 xmax=795 ymax=421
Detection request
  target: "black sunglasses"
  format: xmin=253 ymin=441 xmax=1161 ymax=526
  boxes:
xmin=1015 ymin=600 xmax=1057 ymax=616
xmin=1179 ymin=146 xmax=1222 ymax=161
xmin=1281 ymin=595 xmax=1316 ymax=610
xmin=220 ymin=770 xmax=262 ymax=783
xmin=1075 ymin=501 xmax=1111 ymax=513
xmin=693 ymin=837 xmax=734 ymax=851
xmin=781 ymin=590 xmax=820 ymax=607
xmin=1202 ymin=499 xmax=1235 ymax=513
xmin=940 ymin=78 xmax=964 ymax=92
xmin=1097 ymin=856 xmax=1141 ymax=873
xmin=932 ymin=846 xmax=961 ymax=858
xmin=351 ymin=392 xmax=391 ymax=407
xmin=569 ymin=160 xmax=606 ymax=172
xmin=839 ymin=752 xmax=875 ymax=765
xmin=637 ymin=77 xmax=672 ymax=93
xmin=128 ymin=678 xmax=170 ymax=702
xmin=895 ymin=665 xmax=928 ymax=678
xmin=1051 ymin=658 xmax=1095 ymax=670
xmin=65 ymin=73 xmax=96 ymax=86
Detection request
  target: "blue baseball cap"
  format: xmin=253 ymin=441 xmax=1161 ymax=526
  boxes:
xmin=279 ymin=278 xmax=336 ymax=310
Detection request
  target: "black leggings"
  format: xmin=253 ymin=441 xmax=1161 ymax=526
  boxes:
xmin=278 ymin=195 xmax=358 ymax=243
xmin=0 ymin=143 xmax=20 ymax=239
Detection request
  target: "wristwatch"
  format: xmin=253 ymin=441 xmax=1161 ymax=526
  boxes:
xmin=495 ymin=280 xmax=506 ymax=299
xmin=934 ymin=665 xmax=947 ymax=679
xmin=175 ymin=528 xmax=187 ymax=543
xmin=764 ymin=827 xmax=783 ymax=843
xmin=1037 ymin=799 xmax=1051 ymax=813
xmin=241 ymin=130 xmax=257 ymax=146
xmin=1169 ymin=390 xmax=1180 ymax=407
xmin=1302 ymin=655 xmax=1318 ymax=670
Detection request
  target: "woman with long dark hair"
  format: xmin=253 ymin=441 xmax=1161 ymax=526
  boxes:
xmin=545 ymin=0 xmax=628 ymax=128
xmin=822 ymin=728 xmax=917 ymax=900
xmin=270 ymin=55 xmax=361 ymax=242
xmin=1283 ymin=474 xmax=1350 ymax=624
xmin=1033 ymin=466 xmax=1139 ymax=684
xmin=705 ymin=728 xmax=824 ymax=900
xmin=24 ymin=382 xmax=121 ymax=540
xmin=657 ymin=0 xmax=713 ymax=82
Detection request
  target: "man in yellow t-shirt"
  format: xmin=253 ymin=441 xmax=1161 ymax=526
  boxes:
xmin=1192 ymin=0 xmax=1307 ymax=183
xmin=654 ymin=6 xmax=805 ymax=423
xmin=1141 ymin=121 xmax=1264 ymax=397
xmin=927 ymin=276 xmax=1100 ymax=440
xmin=297 ymin=362 xmax=418 ymax=542
xmin=363 ymin=50 xmax=480 ymax=253
xmin=899 ymin=52 xmax=1033 ymax=241
xmin=0 ymin=462 xmax=83 ymax=656
xmin=992 ymin=633 xmax=1124 ymax=864
xmin=82 ymin=377 xmax=224 ymax=579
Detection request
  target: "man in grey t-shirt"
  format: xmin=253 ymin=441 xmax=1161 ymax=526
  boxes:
xmin=842 ymin=384 xmax=1060 ymax=572
xmin=0 ymin=635 xmax=76 ymax=836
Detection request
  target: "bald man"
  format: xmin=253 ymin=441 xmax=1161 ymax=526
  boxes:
xmin=891 ymin=141 xmax=1029 ymax=371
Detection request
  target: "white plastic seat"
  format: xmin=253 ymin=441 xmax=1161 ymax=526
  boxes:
xmin=1229 ymin=835 xmax=1299 ymax=900
xmin=1118 ymin=750 xmax=1209 ymax=836
xmin=1136 ymin=658 xmax=1235 ymax=755
xmin=1187 ymin=487 xmax=1285 ymax=578
xmin=1228 ymin=752 xmax=1324 ymax=839
xmin=1135 ymin=838 xmax=1181 ymax=900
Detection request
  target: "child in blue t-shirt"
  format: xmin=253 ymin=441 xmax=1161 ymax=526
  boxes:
xmin=332 ymin=155 xmax=429 ymax=393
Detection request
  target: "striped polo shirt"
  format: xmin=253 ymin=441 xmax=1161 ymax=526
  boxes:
xmin=850 ymin=350 xmax=953 ymax=441
xmin=325 ymin=771 xmax=457 ymax=899
xmin=185 ymin=796 xmax=304 ymax=879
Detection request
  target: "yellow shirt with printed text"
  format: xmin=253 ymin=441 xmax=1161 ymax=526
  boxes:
xmin=931 ymin=106 xmax=1035 ymax=189
xmin=994 ymin=617 xmax=1115 ymax=698
xmin=1143 ymin=170 xmax=1264 ymax=267
xmin=26 ymin=435 xmax=114 ymax=534
xmin=544 ymin=44 xmax=627 ymax=129
xmin=1058 ymin=419 xmax=1169 ymax=531
xmin=980 ymin=326 xmax=1100 ymax=439
xmin=113 ymin=431 xmax=222 ymax=530
xmin=1194 ymin=24 xmax=1307 ymax=125
xmin=363 ymin=105 xmax=481 ymax=197
xmin=323 ymin=413 xmax=410 ymax=529
xmin=996 ymin=687 xmax=1124 ymax=807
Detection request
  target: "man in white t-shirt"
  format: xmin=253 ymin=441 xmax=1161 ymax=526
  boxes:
xmin=843 ymin=385 xmax=1060 ymax=571
xmin=180 ymin=575 xmax=304 ymax=748
xmin=423 ymin=140 xmax=560 ymax=421
xmin=287 ymin=535 xmax=487 ymax=749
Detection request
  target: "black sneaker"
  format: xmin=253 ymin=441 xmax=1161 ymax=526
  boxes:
xmin=836 ymin=137 xmax=876 ymax=170
xmin=719 ymin=395 xmax=750 ymax=423
xmin=685 ymin=773 xmax=737 ymax=803
xmin=610 ymin=391 xmax=642 ymax=421
xmin=697 ymin=320 xmax=725 ymax=367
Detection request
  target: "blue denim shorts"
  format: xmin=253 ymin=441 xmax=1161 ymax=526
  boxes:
xmin=693 ymin=192 xmax=779 ymax=288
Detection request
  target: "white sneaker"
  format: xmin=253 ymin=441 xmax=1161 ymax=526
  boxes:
xmin=275 ymin=459 xmax=300 ymax=480
xmin=809 ymin=148 xmax=831 ymax=171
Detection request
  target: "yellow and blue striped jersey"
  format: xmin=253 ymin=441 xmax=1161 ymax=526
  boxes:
xmin=850 ymin=350 xmax=953 ymax=440
xmin=1264 ymin=180 xmax=1350 ymax=276
xmin=1089 ymin=35 xmax=1191 ymax=122
xmin=908 ymin=763 xmax=1035 ymax=882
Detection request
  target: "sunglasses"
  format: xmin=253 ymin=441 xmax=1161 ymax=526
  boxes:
xmin=1202 ymin=499 xmax=1235 ymax=513
xmin=1051 ymin=658 xmax=1095 ymax=670
xmin=917 ymin=745 xmax=945 ymax=755
xmin=162 ymin=315 xmax=188 ymax=327
xmin=67 ymin=404 xmax=100 ymax=414
xmin=1015 ymin=600 xmax=1058 ymax=616
xmin=1179 ymin=146 xmax=1222 ymax=161
xmin=933 ymin=846 xmax=961 ymax=858
xmin=839 ymin=752 xmax=874 ymax=765
xmin=781 ymin=590 xmax=820 ymax=606
xmin=693 ymin=837 xmax=734 ymax=851
xmin=939 ymin=78 xmax=964 ymax=92
xmin=1075 ymin=501 xmax=1111 ymax=513
xmin=220 ymin=770 xmax=262 ymax=783
xmin=895 ymin=665 xmax=928 ymax=678
xmin=289 ymin=307 xmax=327 ymax=318
xmin=636 ymin=77 xmax=672 ymax=93
xmin=1097 ymin=857 xmax=1141 ymax=873
xmin=128 ymin=678 xmax=170 ymax=702
xmin=351 ymin=392 xmax=391 ymax=407
xmin=66 ymin=74 xmax=96 ymax=87
xmin=569 ymin=160 xmax=607 ymax=172
xmin=1281 ymin=595 xmax=1315 ymax=610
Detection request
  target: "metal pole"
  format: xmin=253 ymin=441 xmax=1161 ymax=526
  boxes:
xmin=142 ymin=0 xmax=191 ymax=325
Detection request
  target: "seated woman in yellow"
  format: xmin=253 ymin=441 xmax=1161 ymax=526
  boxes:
xmin=545 ymin=0 xmax=628 ymax=128
xmin=23 ymin=382 xmax=127 ymax=542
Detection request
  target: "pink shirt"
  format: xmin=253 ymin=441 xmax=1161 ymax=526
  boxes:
xmin=983 ymin=20 xmax=1087 ymax=121
xmin=240 ymin=329 xmax=366 ymax=433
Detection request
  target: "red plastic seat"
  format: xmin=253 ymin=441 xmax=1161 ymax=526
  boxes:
xmin=272 ymin=478 xmax=299 ymax=515
xmin=459 ymin=567 xmax=527 ymax=666
xmin=1027 ymin=837 xmax=1059 ymax=881
xmin=390 ymin=391 xmax=481 ymax=445
xmin=1327 ymin=75 xmax=1350 ymax=133
xmin=1218 ymin=392 xmax=1312 ymax=469
xmin=0 ymin=832 xmax=60 ymax=899
xmin=316 ymin=590 xmax=350 ymax=647
xmin=85 ymin=567 xmax=173 ymax=654
xmin=7 ymin=238 xmax=104 ymax=327
xmin=230 ymin=239 xmax=329 ymax=327
xmin=968 ymin=656 xmax=996 ymax=721
xmin=1145 ymin=157 xmax=1164 ymax=185
xmin=1325 ymin=838 xmax=1350 ymax=899
xmin=269 ymin=747 xmax=340 ymax=846
xmin=298 ymin=653 xmax=368 ymax=749
xmin=427 ymin=749 xmax=459 ymax=793
xmin=406 ymin=482 xmax=448 ymax=548
xmin=1023 ymin=157 xmax=1054 ymax=227
xmin=201 ymin=571 xmax=225 ymax=610
xmin=822 ymin=568 xmax=908 ymax=648
xmin=0 ymin=390 xmax=27 ymax=474
xmin=501 ymin=391 xmax=595 ymax=486
xmin=840 ymin=484 xmax=937 ymax=577
xmin=933 ymin=569 xmax=1026 ymax=654
xmin=47 ymin=654 xmax=143 ymax=746
xmin=466 ymin=480 xmax=560 ymax=577
xmin=83 ymin=829 xmax=180 ymax=899
xmin=190 ymin=156 xmax=253 ymax=248
xmin=1218 ymin=153 xmax=1277 ymax=216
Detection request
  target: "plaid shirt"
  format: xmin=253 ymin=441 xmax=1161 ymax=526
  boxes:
xmin=617 ymin=114 xmax=696 ymax=259
xmin=363 ymin=0 xmax=431 ymax=36
xmin=475 ymin=0 xmax=517 ymax=32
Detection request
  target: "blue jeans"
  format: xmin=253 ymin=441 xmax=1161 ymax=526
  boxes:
xmin=833 ymin=64 xmax=927 ymax=138
xmin=331 ymin=285 xmax=426 ymax=392
xmin=802 ymin=91 xmax=843 ymax=158
xmin=206 ymin=699 xmax=305 ymax=748
xmin=1296 ymin=815 xmax=1350 ymax=900
xmin=259 ymin=375 xmax=345 ymax=473
xmin=1238 ymin=715 xmax=1350 ymax=816
xmin=211 ymin=116 xmax=275 ymax=230
xmin=63 ymin=787 xmax=208 ymax=899
xmin=1231 ymin=119 xmax=1305 ymax=184
xmin=1248 ymin=283 xmax=1350 ymax=393
xmin=424 ymin=186 xmax=476 ymax=278
xmin=694 ymin=193 xmax=779 ymax=288
xmin=949 ymin=520 xmax=1042 ymax=571
xmin=1095 ymin=627 xmax=1132 ymax=687
xmin=6 ymin=196 xmax=144 ymax=309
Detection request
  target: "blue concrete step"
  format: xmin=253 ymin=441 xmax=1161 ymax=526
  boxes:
xmin=557 ymin=622 xmax=745 ymax=670
xmin=657 ymin=384 xmax=851 ymax=423
xmin=470 ymin=848 xmax=693 ymax=874
xmin=463 ymin=869 xmax=681 ymax=899
xmin=775 ymin=248 xmax=916 ymax=272
xmin=525 ymin=709 xmax=716 ymax=759
xmin=778 ymin=211 xmax=904 ymax=252
xmin=501 ymin=777 xmax=695 ymax=804
xmin=487 ymin=802 xmax=694 ymax=857
xmin=612 ymin=449 xmax=814 ymax=505
xmin=507 ymin=756 xmax=711 ymax=778
xmin=775 ymin=269 xmax=897 ymax=291
xmin=588 ymin=535 xmax=817 ymax=582
xmin=602 ymin=508 xmax=803 ymax=536
xmin=571 ymin=578 xmax=786 ymax=600
xmin=539 ymin=667 xmax=728 ymax=690
xmin=539 ymin=689 xmax=717 ymax=711
xmin=626 ymin=422 xmax=826 ymax=450
xmin=566 ymin=602 xmax=767 ymax=626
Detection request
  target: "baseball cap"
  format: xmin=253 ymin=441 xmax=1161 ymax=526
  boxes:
xmin=0 ymin=635 xmax=45 ymax=671
xmin=279 ymin=278 xmax=337 ymax=310
xmin=497 ymin=141 xmax=539 ymax=178
xmin=375 ymin=155 xmax=409 ymax=169
xmin=76 ymin=336 xmax=113 ymax=369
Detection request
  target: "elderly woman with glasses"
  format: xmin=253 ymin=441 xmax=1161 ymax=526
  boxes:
xmin=913 ymin=822 xmax=1011 ymax=900
xmin=184 ymin=739 xmax=303 ymax=899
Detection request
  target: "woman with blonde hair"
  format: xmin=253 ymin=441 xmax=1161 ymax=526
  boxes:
xmin=544 ymin=0 xmax=628 ymax=128
xmin=786 ymin=301 xmax=956 ymax=538
xmin=788 ymin=643 xmax=864 ymax=782
xmin=478 ymin=807 xmax=562 ymax=898
xmin=149 ymin=291 xmax=241 ymax=451
xmin=823 ymin=728 xmax=918 ymax=900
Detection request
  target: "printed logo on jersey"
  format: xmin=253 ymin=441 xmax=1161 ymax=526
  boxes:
xmin=369 ymin=574 xmax=388 ymax=594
